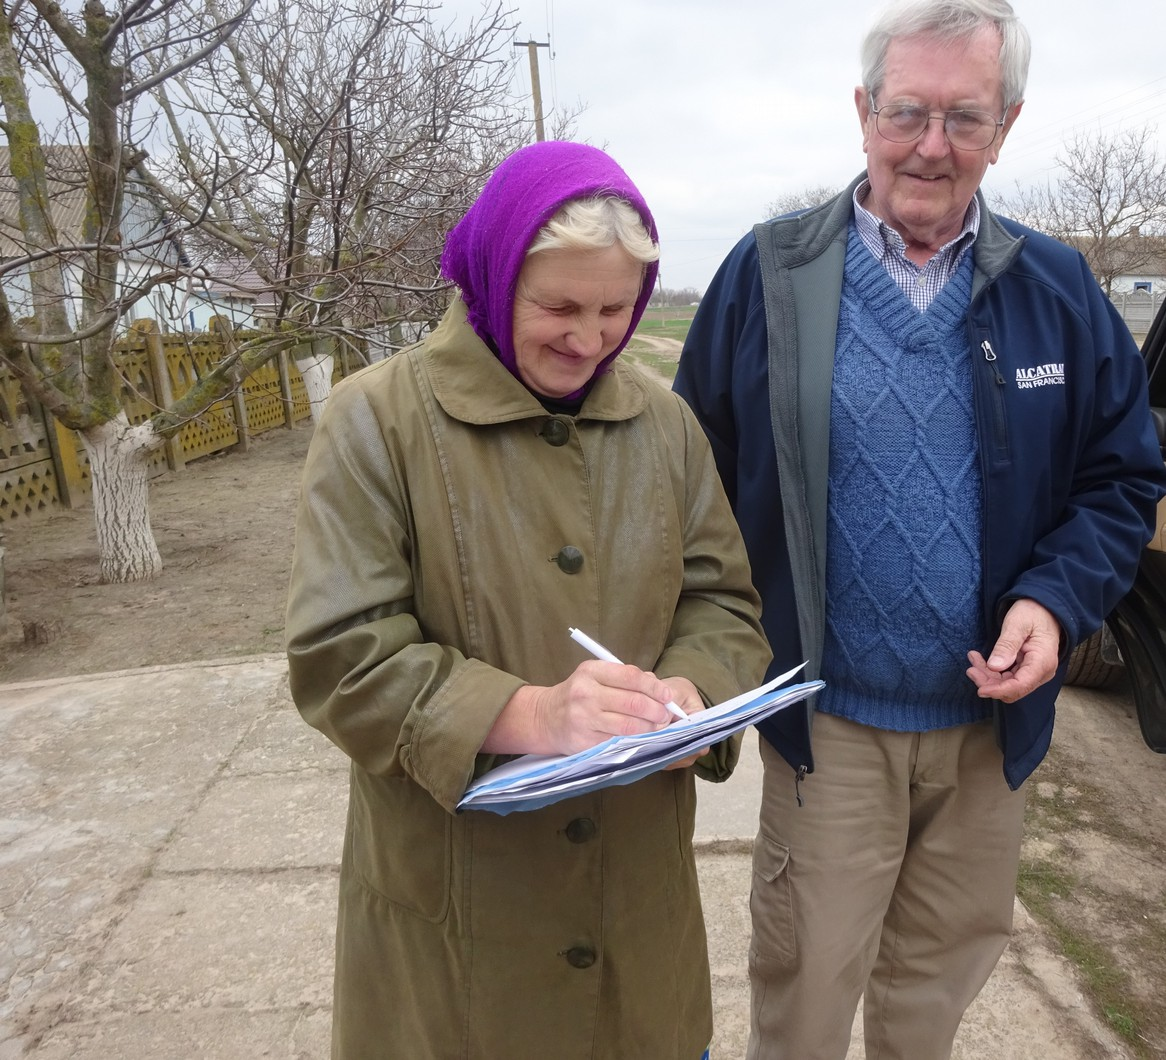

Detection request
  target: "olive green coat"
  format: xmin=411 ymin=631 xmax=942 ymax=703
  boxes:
xmin=286 ymin=300 xmax=771 ymax=1059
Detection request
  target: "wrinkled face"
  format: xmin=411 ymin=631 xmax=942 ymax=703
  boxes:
xmin=511 ymin=245 xmax=643 ymax=398
xmin=856 ymin=25 xmax=1022 ymax=258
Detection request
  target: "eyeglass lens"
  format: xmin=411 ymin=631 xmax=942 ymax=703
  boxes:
xmin=876 ymin=105 xmax=999 ymax=149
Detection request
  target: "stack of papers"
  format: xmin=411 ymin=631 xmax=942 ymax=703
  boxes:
xmin=457 ymin=665 xmax=823 ymax=815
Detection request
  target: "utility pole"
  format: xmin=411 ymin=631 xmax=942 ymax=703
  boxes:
xmin=514 ymin=39 xmax=550 ymax=141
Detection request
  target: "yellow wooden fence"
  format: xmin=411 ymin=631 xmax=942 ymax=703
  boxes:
xmin=0 ymin=321 xmax=344 ymax=526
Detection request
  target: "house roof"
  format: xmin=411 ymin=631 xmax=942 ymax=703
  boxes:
xmin=0 ymin=145 xmax=88 ymax=258
xmin=1069 ymin=232 xmax=1166 ymax=278
xmin=0 ymin=144 xmax=165 ymax=261
xmin=191 ymin=258 xmax=277 ymax=308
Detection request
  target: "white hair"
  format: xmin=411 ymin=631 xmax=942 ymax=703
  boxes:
xmin=526 ymin=196 xmax=659 ymax=265
xmin=861 ymin=0 xmax=1031 ymax=110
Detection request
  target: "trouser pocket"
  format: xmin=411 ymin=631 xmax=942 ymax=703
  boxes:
xmin=748 ymin=831 xmax=796 ymax=969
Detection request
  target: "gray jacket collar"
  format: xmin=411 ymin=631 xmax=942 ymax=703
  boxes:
xmin=759 ymin=171 xmax=1026 ymax=296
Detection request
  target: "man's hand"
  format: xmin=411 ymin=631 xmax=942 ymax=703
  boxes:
xmin=966 ymin=598 xmax=1062 ymax=703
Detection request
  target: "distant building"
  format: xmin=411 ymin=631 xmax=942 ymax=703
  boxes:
xmin=1064 ymin=231 xmax=1166 ymax=335
xmin=1110 ymin=247 xmax=1166 ymax=297
xmin=175 ymin=259 xmax=277 ymax=332
xmin=1068 ymin=230 xmax=1166 ymax=295
xmin=0 ymin=144 xmax=185 ymax=331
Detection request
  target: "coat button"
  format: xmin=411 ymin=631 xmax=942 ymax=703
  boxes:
xmin=554 ymin=546 xmax=584 ymax=574
xmin=564 ymin=945 xmax=597 ymax=969
xmin=539 ymin=418 xmax=570 ymax=446
xmin=565 ymin=818 xmax=596 ymax=843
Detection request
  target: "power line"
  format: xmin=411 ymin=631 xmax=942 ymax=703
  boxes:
xmin=1007 ymin=77 xmax=1166 ymax=167
xmin=546 ymin=0 xmax=559 ymax=113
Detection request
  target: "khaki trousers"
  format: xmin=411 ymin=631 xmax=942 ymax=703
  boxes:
xmin=746 ymin=712 xmax=1027 ymax=1060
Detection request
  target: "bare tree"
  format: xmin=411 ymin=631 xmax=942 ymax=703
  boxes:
xmin=765 ymin=184 xmax=841 ymax=220
xmin=651 ymin=287 xmax=703 ymax=307
xmin=0 ymin=0 xmax=536 ymax=582
xmin=993 ymin=127 xmax=1166 ymax=296
xmin=0 ymin=0 xmax=260 ymax=583
xmin=139 ymin=0 xmax=535 ymax=389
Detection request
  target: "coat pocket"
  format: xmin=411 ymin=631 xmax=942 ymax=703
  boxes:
xmin=348 ymin=770 xmax=452 ymax=922
xmin=748 ymin=831 xmax=796 ymax=968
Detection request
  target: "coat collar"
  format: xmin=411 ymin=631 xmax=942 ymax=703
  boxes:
xmin=424 ymin=297 xmax=651 ymax=425
xmin=757 ymin=171 xmax=1025 ymax=294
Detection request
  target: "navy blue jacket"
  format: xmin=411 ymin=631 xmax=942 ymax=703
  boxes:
xmin=675 ymin=177 xmax=1166 ymax=789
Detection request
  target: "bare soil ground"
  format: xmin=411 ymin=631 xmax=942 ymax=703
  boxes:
xmin=0 ymin=424 xmax=309 ymax=683
xmin=1021 ymin=688 xmax=1166 ymax=1058
xmin=0 ymin=357 xmax=1163 ymax=1056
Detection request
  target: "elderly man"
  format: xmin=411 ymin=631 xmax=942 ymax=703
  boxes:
xmin=674 ymin=0 xmax=1166 ymax=1057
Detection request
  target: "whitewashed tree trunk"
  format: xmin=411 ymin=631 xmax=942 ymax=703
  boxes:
xmin=295 ymin=345 xmax=334 ymax=425
xmin=79 ymin=411 xmax=166 ymax=583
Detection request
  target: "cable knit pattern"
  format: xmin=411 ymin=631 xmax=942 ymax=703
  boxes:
xmin=817 ymin=227 xmax=991 ymax=731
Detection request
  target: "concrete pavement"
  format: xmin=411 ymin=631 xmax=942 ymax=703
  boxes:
xmin=0 ymin=656 xmax=1133 ymax=1058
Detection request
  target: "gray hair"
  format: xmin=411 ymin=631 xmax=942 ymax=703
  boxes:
xmin=526 ymin=196 xmax=660 ymax=265
xmin=861 ymin=0 xmax=1031 ymax=111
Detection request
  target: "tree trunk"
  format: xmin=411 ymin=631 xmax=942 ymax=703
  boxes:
xmin=78 ymin=411 xmax=165 ymax=583
xmin=295 ymin=343 xmax=334 ymax=426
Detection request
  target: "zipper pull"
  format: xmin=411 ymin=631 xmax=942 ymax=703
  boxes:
xmin=981 ymin=339 xmax=1005 ymax=384
xmin=794 ymin=764 xmax=807 ymax=808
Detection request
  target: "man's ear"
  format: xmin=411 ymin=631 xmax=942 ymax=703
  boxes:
xmin=855 ymin=86 xmax=873 ymax=153
xmin=990 ymin=101 xmax=1024 ymax=165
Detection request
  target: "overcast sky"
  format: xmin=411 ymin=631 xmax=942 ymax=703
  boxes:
xmin=451 ymin=0 xmax=1166 ymax=293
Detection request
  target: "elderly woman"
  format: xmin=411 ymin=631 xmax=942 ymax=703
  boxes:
xmin=285 ymin=140 xmax=771 ymax=1059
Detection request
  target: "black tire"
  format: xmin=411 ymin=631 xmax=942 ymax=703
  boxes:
xmin=1064 ymin=628 xmax=1126 ymax=689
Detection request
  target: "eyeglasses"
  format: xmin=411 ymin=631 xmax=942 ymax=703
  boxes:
xmin=869 ymin=101 xmax=1006 ymax=151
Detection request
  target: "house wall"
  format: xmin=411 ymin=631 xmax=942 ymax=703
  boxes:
xmin=1 ymin=244 xmax=187 ymax=335
xmin=182 ymin=291 xmax=261 ymax=332
xmin=0 ymin=266 xmax=35 ymax=322
xmin=1111 ymin=272 xmax=1166 ymax=295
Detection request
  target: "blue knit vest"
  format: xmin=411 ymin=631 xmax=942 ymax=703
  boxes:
xmin=817 ymin=227 xmax=991 ymax=731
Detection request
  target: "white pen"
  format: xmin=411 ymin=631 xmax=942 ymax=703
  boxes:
xmin=568 ymin=627 xmax=689 ymax=721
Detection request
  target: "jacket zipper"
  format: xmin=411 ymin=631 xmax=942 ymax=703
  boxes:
xmin=979 ymin=335 xmax=1008 ymax=759
xmin=980 ymin=338 xmax=1009 ymax=454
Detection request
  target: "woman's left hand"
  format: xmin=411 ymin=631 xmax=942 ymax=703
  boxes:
xmin=661 ymin=676 xmax=711 ymax=771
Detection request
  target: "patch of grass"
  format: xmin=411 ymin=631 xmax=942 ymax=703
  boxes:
xmin=1026 ymin=779 xmax=1088 ymax=833
xmin=1029 ymin=752 xmax=1160 ymax=852
xmin=623 ymin=345 xmax=680 ymax=382
xmin=1018 ymin=854 xmax=1159 ymax=1057
xmin=1019 ymin=743 xmax=1166 ymax=1056
xmin=1016 ymin=857 xmax=1075 ymax=908
xmin=636 ymin=320 xmax=693 ymax=343
xmin=1105 ymin=1008 xmax=1139 ymax=1042
xmin=637 ymin=306 xmax=696 ymax=344
xmin=640 ymin=305 xmax=698 ymax=322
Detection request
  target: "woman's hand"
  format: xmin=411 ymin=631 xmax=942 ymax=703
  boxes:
xmin=484 ymin=663 xmax=703 ymax=757
xmin=657 ymin=675 xmax=711 ymax=770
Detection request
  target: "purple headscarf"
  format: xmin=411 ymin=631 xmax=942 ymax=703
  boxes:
xmin=440 ymin=141 xmax=660 ymax=386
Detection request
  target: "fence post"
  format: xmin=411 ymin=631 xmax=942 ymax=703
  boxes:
xmin=210 ymin=317 xmax=251 ymax=452
xmin=130 ymin=319 xmax=185 ymax=472
xmin=277 ymin=347 xmax=295 ymax=428
xmin=39 ymin=403 xmax=86 ymax=508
